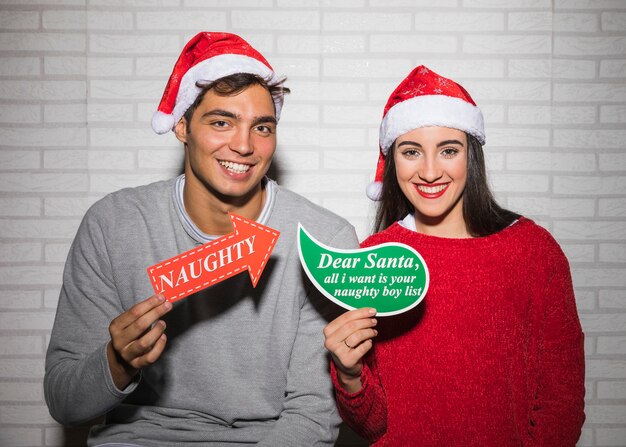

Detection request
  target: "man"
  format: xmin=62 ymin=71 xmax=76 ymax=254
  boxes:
xmin=44 ymin=32 xmax=359 ymax=446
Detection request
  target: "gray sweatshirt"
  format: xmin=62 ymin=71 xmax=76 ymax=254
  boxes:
xmin=44 ymin=177 xmax=359 ymax=446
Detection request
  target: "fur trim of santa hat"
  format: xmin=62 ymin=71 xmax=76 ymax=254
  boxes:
xmin=152 ymin=32 xmax=283 ymax=135
xmin=367 ymin=65 xmax=485 ymax=201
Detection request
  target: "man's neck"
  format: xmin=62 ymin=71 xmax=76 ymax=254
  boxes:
xmin=182 ymin=175 xmax=265 ymax=235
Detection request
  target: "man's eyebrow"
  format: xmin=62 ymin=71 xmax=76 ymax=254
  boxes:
xmin=252 ymin=115 xmax=277 ymax=126
xmin=199 ymin=110 xmax=276 ymax=126
xmin=200 ymin=109 xmax=238 ymax=120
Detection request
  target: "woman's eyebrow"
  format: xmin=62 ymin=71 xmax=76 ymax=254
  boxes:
xmin=397 ymin=139 xmax=464 ymax=148
xmin=397 ymin=141 xmax=422 ymax=148
xmin=437 ymin=139 xmax=464 ymax=147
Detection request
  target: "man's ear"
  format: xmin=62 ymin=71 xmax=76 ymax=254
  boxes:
xmin=174 ymin=117 xmax=188 ymax=144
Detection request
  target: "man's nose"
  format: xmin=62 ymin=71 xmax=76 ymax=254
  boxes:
xmin=229 ymin=128 xmax=253 ymax=155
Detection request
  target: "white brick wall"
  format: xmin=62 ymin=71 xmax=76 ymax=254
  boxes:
xmin=0 ymin=1 xmax=624 ymax=446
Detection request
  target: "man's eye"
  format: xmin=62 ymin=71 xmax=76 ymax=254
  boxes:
xmin=255 ymin=125 xmax=274 ymax=134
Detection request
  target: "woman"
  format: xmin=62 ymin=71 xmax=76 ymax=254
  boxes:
xmin=324 ymin=66 xmax=585 ymax=446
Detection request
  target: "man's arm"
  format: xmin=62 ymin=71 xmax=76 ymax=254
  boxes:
xmin=44 ymin=204 xmax=170 ymax=425
xmin=256 ymin=293 xmax=342 ymax=446
xmin=256 ymin=223 xmax=358 ymax=446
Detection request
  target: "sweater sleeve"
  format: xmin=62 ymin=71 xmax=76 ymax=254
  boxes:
xmin=331 ymin=350 xmax=388 ymax=442
xmin=256 ymin=223 xmax=358 ymax=447
xmin=44 ymin=201 xmax=138 ymax=426
xmin=527 ymin=245 xmax=585 ymax=446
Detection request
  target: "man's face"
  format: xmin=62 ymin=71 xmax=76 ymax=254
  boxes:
xmin=175 ymin=83 xmax=277 ymax=205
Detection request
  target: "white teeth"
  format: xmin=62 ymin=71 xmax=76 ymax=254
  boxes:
xmin=417 ymin=184 xmax=447 ymax=194
xmin=220 ymin=161 xmax=250 ymax=174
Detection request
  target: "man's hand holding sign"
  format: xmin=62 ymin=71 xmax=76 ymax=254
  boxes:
xmin=106 ymin=293 xmax=172 ymax=390
xmin=298 ymin=224 xmax=429 ymax=393
xmin=106 ymin=213 xmax=280 ymax=391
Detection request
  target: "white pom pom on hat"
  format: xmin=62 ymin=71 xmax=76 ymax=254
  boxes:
xmin=151 ymin=32 xmax=284 ymax=135
xmin=366 ymin=151 xmax=386 ymax=201
xmin=151 ymin=110 xmax=177 ymax=135
xmin=367 ymin=65 xmax=485 ymax=201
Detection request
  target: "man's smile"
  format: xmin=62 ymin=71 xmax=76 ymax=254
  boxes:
xmin=219 ymin=160 xmax=252 ymax=174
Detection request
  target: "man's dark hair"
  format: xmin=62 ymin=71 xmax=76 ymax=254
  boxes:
xmin=373 ymin=134 xmax=520 ymax=237
xmin=182 ymin=72 xmax=290 ymax=132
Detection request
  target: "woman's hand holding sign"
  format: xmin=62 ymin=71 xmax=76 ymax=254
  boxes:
xmin=323 ymin=308 xmax=378 ymax=394
xmin=300 ymin=224 xmax=428 ymax=393
xmin=106 ymin=293 xmax=172 ymax=390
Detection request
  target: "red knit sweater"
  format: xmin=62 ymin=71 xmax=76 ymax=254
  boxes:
xmin=332 ymin=218 xmax=585 ymax=446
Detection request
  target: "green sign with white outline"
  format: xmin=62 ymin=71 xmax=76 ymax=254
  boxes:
xmin=297 ymin=224 xmax=429 ymax=317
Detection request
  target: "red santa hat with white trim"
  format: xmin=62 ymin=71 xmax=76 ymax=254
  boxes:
xmin=152 ymin=32 xmax=283 ymax=134
xmin=366 ymin=65 xmax=486 ymax=201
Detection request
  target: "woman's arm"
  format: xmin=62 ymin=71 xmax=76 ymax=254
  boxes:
xmin=324 ymin=308 xmax=387 ymax=442
xmin=528 ymin=248 xmax=585 ymax=446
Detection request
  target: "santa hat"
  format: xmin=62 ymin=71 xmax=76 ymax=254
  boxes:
xmin=152 ymin=32 xmax=283 ymax=134
xmin=366 ymin=65 xmax=485 ymax=201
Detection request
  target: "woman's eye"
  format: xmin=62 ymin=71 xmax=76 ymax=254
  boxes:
xmin=402 ymin=149 xmax=420 ymax=157
xmin=441 ymin=148 xmax=459 ymax=157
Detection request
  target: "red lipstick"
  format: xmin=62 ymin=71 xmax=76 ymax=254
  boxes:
xmin=414 ymin=182 xmax=449 ymax=199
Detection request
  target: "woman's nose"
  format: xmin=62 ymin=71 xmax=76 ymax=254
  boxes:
xmin=418 ymin=156 xmax=442 ymax=183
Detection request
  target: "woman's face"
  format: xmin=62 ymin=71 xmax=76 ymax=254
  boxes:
xmin=393 ymin=126 xmax=468 ymax=236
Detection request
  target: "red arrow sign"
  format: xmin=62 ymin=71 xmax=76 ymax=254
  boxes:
xmin=147 ymin=213 xmax=280 ymax=302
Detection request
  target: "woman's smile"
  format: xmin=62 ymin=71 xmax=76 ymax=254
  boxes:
xmin=414 ymin=182 xmax=450 ymax=198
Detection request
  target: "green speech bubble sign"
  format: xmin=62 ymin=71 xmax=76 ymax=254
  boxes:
xmin=298 ymin=224 xmax=429 ymax=317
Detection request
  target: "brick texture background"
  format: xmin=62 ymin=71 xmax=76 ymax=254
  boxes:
xmin=0 ymin=0 xmax=625 ymax=446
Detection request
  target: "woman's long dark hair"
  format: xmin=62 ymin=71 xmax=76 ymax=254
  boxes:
xmin=373 ymin=134 xmax=520 ymax=237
